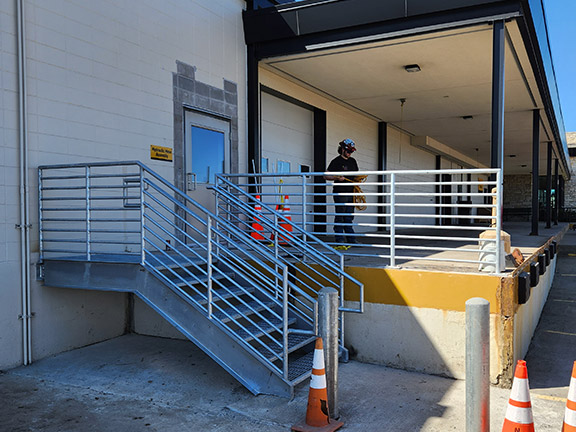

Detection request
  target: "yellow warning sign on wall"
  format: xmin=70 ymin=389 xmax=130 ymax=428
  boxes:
xmin=150 ymin=145 xmax=173 ymax=162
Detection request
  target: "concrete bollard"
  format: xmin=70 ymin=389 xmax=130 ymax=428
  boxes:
xmin=318 ymin=286 xmax=339 ymax=419
xmin=466 ymin=297 xmax=490 ymax=432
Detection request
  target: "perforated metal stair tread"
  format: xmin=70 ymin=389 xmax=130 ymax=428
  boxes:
xmin=236 ymin=316 xmax=296 ymax=341
xmin=288 ymin=351 xmax=314 ymax=381
xmin=255 ymin=333 xmax=316 ymax=362
xmin=213 ymin=300 xmax=273 ymax=323
xmin=190 ymin=285 xmax=256 ymax=305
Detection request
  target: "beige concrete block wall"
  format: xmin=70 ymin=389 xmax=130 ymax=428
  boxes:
xmin=0 ymin=0 xmax=247 ymax=369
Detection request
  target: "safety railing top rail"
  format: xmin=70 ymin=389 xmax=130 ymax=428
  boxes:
xmin=214 ymin=174 xmax=365 ymax=314
xmin=38 ymin=161 xmax=324 ymax=383
xmin=218 ymin=168 xmax=504 ymax=274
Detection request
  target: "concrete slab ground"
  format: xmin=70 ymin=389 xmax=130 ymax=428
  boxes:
xmin=1 ymin=225 xmax=572 ymax=431
xmin=0 ymin=331 xmax=569 ymax=432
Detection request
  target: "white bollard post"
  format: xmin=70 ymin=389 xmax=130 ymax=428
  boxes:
xmin=466 ymin=297 xmax=490 ymax=432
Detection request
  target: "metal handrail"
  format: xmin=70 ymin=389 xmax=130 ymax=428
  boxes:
xmin=214 ymin=175 xmax=365 ymax=313
xmin=218 ymin=168 xmax=504 ymax=274
xmin=39 ymin=161 xmax=340 ymax=383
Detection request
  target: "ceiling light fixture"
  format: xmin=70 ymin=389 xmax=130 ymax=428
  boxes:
xmin=462 ymin=115 xmax=474 ymax=120
xmin=404 ymin=64 xmax=421 ymax=73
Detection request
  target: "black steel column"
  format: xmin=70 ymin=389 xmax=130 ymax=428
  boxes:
xmin=313 ymin=108 xmax=327 ymax=233
xmin=490 ymin=20 xmax=505 ymax=179
xmin=560 ymin=175 xmax=565 ymax=211
xmin=554 ymin=158 xmax=559 ymax=225
xmin=378 ymin=122 xmax=387 ymax=230
xmin=545 ymin=142 xmax=552 ymax=229
xmin=531 ymin=109 xmax=540 ymax=236
xmin=247 ymin=44 xmax=260 ymax=183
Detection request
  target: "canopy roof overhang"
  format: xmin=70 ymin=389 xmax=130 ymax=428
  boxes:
xmin=244 ymin=0 xmax=570 ymax=178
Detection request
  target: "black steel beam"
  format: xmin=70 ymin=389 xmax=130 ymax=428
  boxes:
xmin=554 ymin=157 xmax=559 ymax=225
xmin=546 ymin=141 xmax=552 ymax=229
xmin=313 ymin=108 xmax=327 ymax=233
xmin=491 ymin=20 xmax=505 ymax=178
xmin=531 ymin=109 xmax=539 ymax=236
xmin=378 ymin=122 xmax=387 ymax=229
xmin=247 ymin=44 xmax=260 ymax=193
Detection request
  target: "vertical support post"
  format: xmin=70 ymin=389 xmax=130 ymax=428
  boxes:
xmin=86 ymin=166 xmax=91 ymax=260
xmin=491 ymin=20 xmax=505 ymax=182
xmin=207 ymin=215 xmax=213 ymax=318
xmin=531 ymin=109 xmax=540 ymax=236
xmin=319 ymin=287 xmax=339 ymax=419
xmin=377 ymin=121 xmax=387 ymax=230
xmin=554 ymin=158 xmax=559 ymax=225
xmin=546 ymin=142 xmax=552 ymax=229
xmin=495 ymin=170 xmax=503 ymax=273
xmin=247 ymin=44 xmax=260 ymax=195
xmin=282 ymin=265 xmax=289 ymax=380
xmin=466 ymin=297 xmax=490 ymax=432
xmin=435 ymin=155 xmax=441 ymax=226
xmin=313 ymin=108 xmax=327 ymax=234
xmin=38 ymin=168 xmax=44 ymax=262
xmin=139 ymin=166 xmax=145 ymax=265
xmin=389 ymin=173 xmax=396 ymax=267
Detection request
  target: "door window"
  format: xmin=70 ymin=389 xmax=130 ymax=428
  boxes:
xmin=191 ymin=126 xmax=225 ymax=183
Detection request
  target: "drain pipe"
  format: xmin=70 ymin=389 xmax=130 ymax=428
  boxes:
xmin=16 ymin=0 xmax=32 ymax=366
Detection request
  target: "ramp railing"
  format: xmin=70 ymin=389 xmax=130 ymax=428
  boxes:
xmin=218 ymin=168 xmax=504 ymax=273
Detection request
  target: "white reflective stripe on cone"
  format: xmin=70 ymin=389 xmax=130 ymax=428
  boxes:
xmin=505 ymin=406 xmax=534 ymax=424
xmin=566 ymin=407 xmax=576 ymax=427
xmin=312 ymin=349 xmax=325 ymax=369
xmin=510 ymin=377 xmax=531 ymax=401
xmin=310 ymin=373 xmax=327 ymax=390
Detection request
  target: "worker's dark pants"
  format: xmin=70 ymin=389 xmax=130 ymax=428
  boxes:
xmin=333 ymin=194 xmax=356 ymax=244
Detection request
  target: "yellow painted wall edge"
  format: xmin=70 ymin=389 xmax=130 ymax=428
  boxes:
xmin=295 ymin=264 xmax=503 ymax=313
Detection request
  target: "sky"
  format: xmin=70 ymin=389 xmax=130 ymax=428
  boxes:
xmin=543 ymin=0 xmax=576 ymax=133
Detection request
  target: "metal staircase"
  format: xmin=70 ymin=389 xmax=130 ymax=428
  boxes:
xmin=39 ymin=161 xmax=363 ymax=397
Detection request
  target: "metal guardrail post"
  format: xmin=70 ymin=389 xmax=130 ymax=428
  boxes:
xmin=495 ymin=170 xmax=503 ymax=273
xmin=466 ymin=297 xmax=490 ymax=432
xmin=139 ymin=166 xmax=145 ymax=265
xmin=282 ymin=265 xmax=289 ymax=380
xmin=319 ymin=286 xmax=340 ymax=419
xmin=207 ymin=215 xmax=213 ymax=318
xmin=85 ymin=166 xmax=91 ymax=260
xmin=389 ymin=172 xmax=396 ymax=267
xmin=38 ymin=168 xmax=43 ymax=261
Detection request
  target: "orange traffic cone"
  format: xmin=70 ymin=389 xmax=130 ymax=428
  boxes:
xmin=563 ymin=361 xmax=576 ymax=432
xmin=278 ymin=195 xmax=293 ymax=245
xmin=251 ymin=195 xmax=267 ymax=241
xmin=502 ymin=360 xmax=535 ymax=432
xmin=292 ymin=338 xmax=343 ymax=432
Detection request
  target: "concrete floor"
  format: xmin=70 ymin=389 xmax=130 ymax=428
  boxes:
xmin=1 ymin=224 xmax=573 ymax=432
xmin=341 ymin=221 xmax=568 ymax=273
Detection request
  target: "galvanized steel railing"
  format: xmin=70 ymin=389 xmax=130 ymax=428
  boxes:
xmin=218 ymin=168 xmax=504 ymax=273
xmin=39 ymin=161 xmax=354 ymax=384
